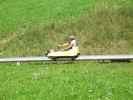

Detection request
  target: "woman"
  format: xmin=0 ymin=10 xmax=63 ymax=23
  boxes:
xmin=58 ymin=35 xmax=77 ymax=51
xmin=47 ymin=35 xmax=80 ymax=57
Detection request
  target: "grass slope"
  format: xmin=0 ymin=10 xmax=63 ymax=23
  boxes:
xmin=0 ymin=0 xmax=95 ymax=34
xmin=0 ymin=62 xmax=133 ymax=100
xmin=0 ymin=0 xmax=133 ymax=56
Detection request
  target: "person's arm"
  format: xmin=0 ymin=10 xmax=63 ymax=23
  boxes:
xmin=64 ymin=40 xmax=76 ymax=50
xmin=58 ymin=43 xmax=69 ymax=47
xmin=63 ymin=43 xmax=73 ymax=51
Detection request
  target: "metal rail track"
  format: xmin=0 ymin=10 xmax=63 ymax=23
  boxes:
xmin=0 ymin=55 xmax=133 ymax=63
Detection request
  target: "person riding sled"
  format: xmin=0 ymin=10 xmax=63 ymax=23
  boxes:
xmin=47 ymin=35 xmax=80 ymax=58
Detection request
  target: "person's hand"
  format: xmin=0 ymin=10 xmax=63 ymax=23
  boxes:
xmin=57 ymin=44 xmax=62 ymax=47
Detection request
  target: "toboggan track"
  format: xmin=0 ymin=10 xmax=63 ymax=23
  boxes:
xmin=0 ymin=55 xmax=133 ymax=63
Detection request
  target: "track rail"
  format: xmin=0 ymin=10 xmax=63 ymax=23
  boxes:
xmin=0 ymin=55 xmax=133 ymax=63
xmin=77 ymin=55 xmax=133 ymax=61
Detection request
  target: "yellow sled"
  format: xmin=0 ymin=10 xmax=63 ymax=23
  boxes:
xmin=47 ymin=47 xmax=80 ymax=60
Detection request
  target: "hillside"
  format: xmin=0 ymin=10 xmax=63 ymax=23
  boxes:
xmin=1 ymin=63 xmax=133 ymax=100
xmin=0 ymin=0 xmax=133 ymax=56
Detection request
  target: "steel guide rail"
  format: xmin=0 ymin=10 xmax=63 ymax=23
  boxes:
xmin=0 ymin=55 xmax=133 ymax=63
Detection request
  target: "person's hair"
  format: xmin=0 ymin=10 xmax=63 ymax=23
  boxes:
xmin=69 ymin=35 xmax=75 ymax=40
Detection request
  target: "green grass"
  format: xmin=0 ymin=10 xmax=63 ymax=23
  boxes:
xmin=0 ymin=0 xmax=133 ymax=56
xmin=0 ymin=1 xmax=133 ymax=99
xmin=0 ymin=62 xmax=133 ymax=100
xmin=0 ymin=0 xmax=95 ymax=34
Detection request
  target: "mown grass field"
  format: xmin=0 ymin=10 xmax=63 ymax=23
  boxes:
xmin=0 ymin=0 xmax=133 ymax=56
xmin=0 ymin=0 xmax=96 ymax=56
xmin=0 ymin=62 xmax=133 ymax=100
xmin=0 ymin=0 xmax=133 ymax=100
xmin=0 ymin=0 xmax=95 ymax=34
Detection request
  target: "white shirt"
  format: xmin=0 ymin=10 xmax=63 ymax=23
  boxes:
xmin=70 ymin=40 xmax=77 ymax=49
